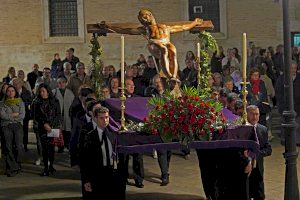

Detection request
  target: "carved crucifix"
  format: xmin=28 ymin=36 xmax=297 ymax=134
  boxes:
xmin=87 ymin=9 xmax=214 ymax=80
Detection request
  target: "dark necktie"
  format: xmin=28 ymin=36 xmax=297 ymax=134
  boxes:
xmin=102 ymin=132 xmax=111 ymax=166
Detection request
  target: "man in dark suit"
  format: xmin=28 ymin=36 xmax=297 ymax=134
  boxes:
xmin=80 ymin=106 xmax=125 ymax=200
xmin=124 ymin=79 xmax=145 ymax=188
xmin=75 ymin=100 xmax=100 ymax=200
xmin=247 ymin=105 xmax=272 ymax=200
xmin=27 ymin=64 xmax=43 ymax=91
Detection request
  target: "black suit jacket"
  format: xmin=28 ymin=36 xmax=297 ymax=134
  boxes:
xmin=27 ymin=71 xmax=43 ymax=90
xmin=20 ymin=87 xmax=32 ymax=119
xmin=255 ymin=123 xmax=272 ymax=174
xmin=80 ymin=127 xmax=116 ymax=183
xmin=69 ymin=115 xmax=89 ymax=166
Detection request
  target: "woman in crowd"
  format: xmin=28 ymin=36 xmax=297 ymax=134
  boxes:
xmin=32 ymin=83 xmax=61 ymax=176
xmin=232 ymin=47 xmax=241 ymax=63
xmin=0 ymin=85 xmax=25 ymax=177
xmin=0 ymin=83 xmax=9 ymax=158
xmin=185 ymin=50 xmax=196 ymax=61
xmin=3 ymin=67 xmax=16 ymax=84
xmin=0 ymin=83 xmax=9 ymax=101
xmin=109 ymin=76 xmax=120 ymax=98
xmin=247 ymin=67 xmax=269 ymax=126
xmin=12 ymin=78 xmax=32 ymax=152
xmin=17 ymin=70 xmax=32 ymax=94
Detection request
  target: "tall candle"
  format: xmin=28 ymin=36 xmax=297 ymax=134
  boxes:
xmin=197 ymin=42 xmax=201 ymax=59
xmin=121 ymin=35 xmax=125 ymax=86
xmin=242 ymin=33 xmax=247 ymax=81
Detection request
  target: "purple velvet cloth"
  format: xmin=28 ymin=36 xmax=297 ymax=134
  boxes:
xmin=105 ymin=97 xmax=259 ymax=156
xmin=221 ymin=107 xmax=239 ymax=122
xmin=105 ymin=97 xmax=151 ymax=122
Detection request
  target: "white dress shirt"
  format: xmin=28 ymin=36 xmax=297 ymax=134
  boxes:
xmin=96 ymin=126 xmax=113 ymax=166
xmin=85 ymin=114 xmax=91 ymax=123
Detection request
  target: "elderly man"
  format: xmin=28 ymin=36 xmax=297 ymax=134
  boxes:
xmin=246 ymin=105 xmax=272 ymax=200
xmin=35 ymin=67 xmax=57 ymax=91
xmin=67 ymin=62 xmax=91 ymax=97
xmin=52 ymin=77 xmax=75 ymax=152
xmin=275 ymin=60 xmax=300 ymax=145
xmin=59 ymin=62 xmax=72 ymax=81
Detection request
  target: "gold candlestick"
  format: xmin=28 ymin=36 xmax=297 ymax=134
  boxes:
xmin=119 ymin=35 xmax=127 ymax=132
xmin=241 ymin=33 xmax=248 ymax=124
xmin=197 ymin=42 xmax=201 ymax=91
xmin=119 ymin=84 xmax=128 ymax=132
xmin=241 ymin=81 xmax=249 ymax=124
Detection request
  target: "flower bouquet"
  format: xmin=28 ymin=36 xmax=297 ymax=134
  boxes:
xmin=143 ymin=87 xmax=227 ymax=144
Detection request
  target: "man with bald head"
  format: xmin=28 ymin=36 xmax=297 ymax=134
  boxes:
xmin=123 ymin=79 xmax=144 ymax=188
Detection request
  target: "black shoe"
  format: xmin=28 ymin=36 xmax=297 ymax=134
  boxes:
xmin=7 ymin=171 xmax=17 ymax=177
xmin=40 ymin=170 xmax=49 ymax=176
xmin=160 ymin=176 xmax=169 ymax=186
xmin=135 ymin=181 xmax=144 ymax=188
xmin=49 ymin=166 xmax=56 ymax=174
xmin=57 ymin=147 xmax=64 ymax=153
xmin=24 ymin=146 xmax=28 ymax=152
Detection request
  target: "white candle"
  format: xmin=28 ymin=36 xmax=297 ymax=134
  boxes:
xmin=197 ymin=42 xmax=201 ymax=59
xmin=121 ymin=35 xmax=125 ymax=87
xmin=242 ymin=33 xmax=247 ymax=81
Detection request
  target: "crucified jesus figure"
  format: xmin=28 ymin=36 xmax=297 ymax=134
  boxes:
xmin=98 ymin=9 xmax=203 ymax=79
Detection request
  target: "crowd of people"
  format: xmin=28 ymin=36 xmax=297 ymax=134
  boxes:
xmin=0 ymin=44 xmax=299 ymax=199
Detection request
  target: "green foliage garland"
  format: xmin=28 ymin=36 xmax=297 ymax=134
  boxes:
xmin=89 ymin=34 xmax=104 ymax=97
xmin=197 ymin=31 xmax=219 ymax=97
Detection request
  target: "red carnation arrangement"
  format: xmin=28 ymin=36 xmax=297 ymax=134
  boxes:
xmin=144 ymin=87 xmax=226 ymax=142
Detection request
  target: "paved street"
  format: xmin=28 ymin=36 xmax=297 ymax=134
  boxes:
xmin=0 ymin=110 xmax=299 ymax=200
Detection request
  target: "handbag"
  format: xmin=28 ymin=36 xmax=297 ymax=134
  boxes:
xmin=50 ymin=129 xmax=64 ymax=147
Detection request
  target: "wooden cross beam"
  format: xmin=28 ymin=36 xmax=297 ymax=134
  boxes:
xmin=87 ymin=20 xmax=214 ymax=35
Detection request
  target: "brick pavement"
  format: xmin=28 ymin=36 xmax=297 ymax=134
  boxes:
xmin=0 ymin=110 xmax=299 ymax=200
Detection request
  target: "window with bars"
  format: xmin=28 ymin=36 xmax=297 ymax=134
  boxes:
xmin=188 ymin=0 xmax=220 ymax=32
xmin=49 ymin=0 xmax=78 ymax=37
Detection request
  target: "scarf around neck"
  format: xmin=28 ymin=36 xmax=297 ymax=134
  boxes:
xmin=5 ymin=98 xmax=22 ymax=106
xmin=251 ymin=79 xmax=260 ymax=95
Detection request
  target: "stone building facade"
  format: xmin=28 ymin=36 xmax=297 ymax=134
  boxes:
xmin=0 ymin=0 xmax=299 ymax=76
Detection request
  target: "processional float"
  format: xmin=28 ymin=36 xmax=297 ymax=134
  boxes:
xmin=86 ymin=9 xmax=258 ymax=200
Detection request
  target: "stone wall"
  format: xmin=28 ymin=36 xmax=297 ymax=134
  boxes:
xmin=0 ymin=0 xmax=298 ymax=77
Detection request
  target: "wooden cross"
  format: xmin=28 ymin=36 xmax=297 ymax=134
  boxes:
xmin=87 ymin=20 xmax=214 ymax=35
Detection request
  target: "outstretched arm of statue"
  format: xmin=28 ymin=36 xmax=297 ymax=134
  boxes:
xmin=97 ymin=21 xmax=146 ymax=35
xmin=169 ymin=18 xmax=203 ymax=33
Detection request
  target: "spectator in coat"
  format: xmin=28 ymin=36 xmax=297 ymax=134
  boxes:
xmin=35 ymin=67 xmax=58 ymax=91
xmin=12 ymin=78 xmax=32 ymax=152
xmin=52 ymin=77 xmax=75 ymax=152
xmin=275 ymin=60 xmax=300 ymax=145
xmin=32 ymin=83 xmax=61 ymax=176
xmin=51 ymin=53 xmax=63 ymax=79
xmin=109 ymin=76 xmax=120 ymax=98
xmin=58 ymin=62 xmax=72 ymax=81
xmin=17 ymin=70 xmax=32 ymax=94
xmin=2 ymin=67 xmax=16 ymax=84
xmin=27 ymin=64 xmax=43 ymax=91
xmin=67 ymin=62 xmax=91 ymax=97
xmin=62 ymin=48 xmax=80 ymax=71
xmin=247 ymin=67 xmax=269 ymax=126
xmin=0 ymin=85 xmax=25 ymax=177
